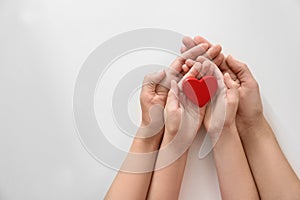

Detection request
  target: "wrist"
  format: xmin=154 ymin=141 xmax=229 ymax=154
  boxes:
xmin=237 ymin=114 xmax=270 ymax=140
xmin=221 ymin=124 xmax=238 ymax=134
xmin=161 ymin=129 xmax=177 ymax=144
xmin=130 ymin=127 xmax=164 ymax=152
xmin=131 ymin=136 xmax=162 ymax=153
xmin=209 ymin=123 xmax=238 ymax=143
xmin=213 ymin=125 xmax=241 ymax=154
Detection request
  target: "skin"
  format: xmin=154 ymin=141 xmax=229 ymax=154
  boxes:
xmin=205 ymin=72 xmax=259 ymax=200
xmin=182 ymin=56 xmax=259 ymax=199
xmin=105 ymin=43 xmax=221 ymax=200
xmin=182 ymin=36 xmax=300 ymax=199
xmin=104 ymin=70 xmax=166 ymax=200
xmin=147 ymin=61 xmax=209 ymax=200
xmin=146 ymin=47 xmax=225 ymax=200
xmin=226 ymin=56 xmax=300 ymax=200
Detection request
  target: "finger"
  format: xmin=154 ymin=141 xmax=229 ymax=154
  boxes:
xmin=182 ymin=64 xmax=189 ymax=74
xmin=224 ymin=73 xmax=238 ymax=89
xmin=198 ymin=51 xmax=224 ymax=71
xmin=195 ymin=56 xmax=210 ymax=77
xmin=180 ymin=59 xmax=196 ymax=76
xmin=194 ymin=36 xmax=211 ymax=46
xmin=225 ymin=55 xmax=254 ymax=82
xmin=182 ymin=43 xmax=209 ymax=61
xmin=185 ymin=59 xmax=196 ymax=67
xmin=182 ymin=36 xmax=196 ymax=50
xmin=166 ymin=80 xmax=180 ymax=109
xmin=224 ymin=73 xmax=239 ymax=111
xmin=180 ymin=46 xmax=187 ymax=54
xmin=204 ymin=61 xmax=214 ymax=76
xmin=205 ymin=44 xmax=222 ymax=60
xmin=169 ymin=43 xmax=209 ymax=75
xmin=197 ymin=57 xmax=224 ymax=81
xmin=219 ymin=59 xmax=238 ymax=80
xmin=178 ymin=62 xmax=202 ymax=88
xmin=198 ymin=60 xmax=209 ymax=78
xmin=142 ymin=70 xmax=166 ymax=92
xmin=185 ymin=62 xmax=202 ymax=78
xmin=213 ymin=53 xmax=224 ymax=67
xmin=196 ymin=55 xmax=208 ymax=63
xmin=160 ymin=44 xmax=208 ymax=93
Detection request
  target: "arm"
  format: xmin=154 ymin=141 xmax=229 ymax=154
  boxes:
xmin=106 ymin=43 xmax=213 ymax=200
xmin=205 ymin=72 xmax=259 ymax=200
xmin=105 ymin=136 xmax=162 ymax=200
xmin=147 ymin=61 xmax=208 ymax=200
xmin=105 ymin=71 xmax=166 ymax=200
xmin=225 ymin=55 xmax=300 ymax=199
xmin=181 ymin=36 xmax=300 ymax=199
xmin=146 ymin=134 xmax=189 ymax=200
xmin=213 ymin=126 xmax=259 ymax=200
xmin=239 ymin=116 xmax=300 ymax=199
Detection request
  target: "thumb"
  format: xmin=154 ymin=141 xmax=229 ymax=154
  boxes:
xmin=166 ymin=80 xmax=180 ymax=110
xmin=225 ymin=55 xmax=254 ymax=83
xmin=142 ymin=70 xmax=166 ymax=93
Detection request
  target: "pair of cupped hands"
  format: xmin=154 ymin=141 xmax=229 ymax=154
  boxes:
xmin=138 ymin=36 xmax=263 ymax=152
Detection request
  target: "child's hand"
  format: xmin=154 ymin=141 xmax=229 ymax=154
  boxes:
xmin=196 ymin=58 xmax=240 ymax=158
xmin=164 ymin=61 xmax=208 ymax=142
xmin=204 ymin=71 xmax=240 ymax=138
xmin=180 ymin=36 xmax=239 ymax=84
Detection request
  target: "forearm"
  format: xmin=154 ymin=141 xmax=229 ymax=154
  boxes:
xmin=239 ymin=116 xmax=300 ymax=199
xmin=147 ymin=132 xmax=188 ymax=200
xmin=213 ymin=126 xmax=259 ymax=200
xmin=105 ymin=129 xmax=163 ymax=200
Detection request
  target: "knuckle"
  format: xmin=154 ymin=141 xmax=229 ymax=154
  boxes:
xmin=240 ymin=63 xmax=248 ymax=69
xmin=252 ymin=80 xmax=259 ymax=89
xmin=143 ymin=74 xmax=150 ymax=82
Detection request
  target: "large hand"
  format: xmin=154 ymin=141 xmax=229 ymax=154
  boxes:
xmin=138 ymin=43 xmax=210 ymax=139
xmin=140 ymin=70 xmax=166 ymax=127
xmin=225 ymin=56 xmax=263 ymax=131
xmin=180 ymin=36 xmax=224 ymax=67
xmin=181 ymin=36 xmax=263 ymax=132
xmin=146 ymin=61 xmax=211 ymax=200
xmin=181 ymin=36 xmax=238 ymax=83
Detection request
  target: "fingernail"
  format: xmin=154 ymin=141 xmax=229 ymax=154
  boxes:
xmin=228 ymin=54 xmax=235 ymax=60
xmin=202 ymin=43 xmax=209 ymax=48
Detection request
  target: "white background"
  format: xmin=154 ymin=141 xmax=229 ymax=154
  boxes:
xmin=1 ymin=0 xmax=300 ymax=199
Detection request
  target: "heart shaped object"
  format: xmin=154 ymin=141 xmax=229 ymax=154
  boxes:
xmin=182 ymin=76 xmax=218 ymax=107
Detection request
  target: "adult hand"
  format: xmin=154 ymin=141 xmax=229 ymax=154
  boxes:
xmin=138 ymin=43 xmax=210 ymax=140
xmin=181 ymin=36 xmax=263 ymax=133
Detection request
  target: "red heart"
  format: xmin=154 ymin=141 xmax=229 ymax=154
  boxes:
xmin=182 ymin=76 xmax=218 ymax=107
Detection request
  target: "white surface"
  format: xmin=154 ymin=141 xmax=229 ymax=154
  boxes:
xmin=0 ymin=0 xmax=300 ymax=199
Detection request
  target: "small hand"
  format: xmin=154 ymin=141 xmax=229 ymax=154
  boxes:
xmin=164 ymin=61 xmax=212 ymax=142
xmin=204 ymin=72 xmax=240 ymax=136
xmin=154 ymin=61 xmax=208 ymax=169
xmin=181 ymin=36 xmax=239 ymax=83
